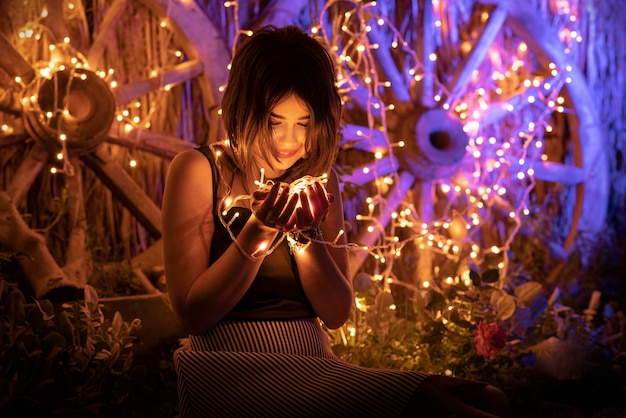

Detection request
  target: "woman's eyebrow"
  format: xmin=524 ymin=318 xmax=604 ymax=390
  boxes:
xmin=270 ymin=112 xmax=311 ymax=121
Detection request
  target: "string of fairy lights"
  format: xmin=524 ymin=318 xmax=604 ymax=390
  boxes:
xmin=307 ymin=0 xmax=583 ymax=292
xmin=208 ymin=1 xmax=582 ymax=305
xmin=0 ymin=0 xmax=585 ymax=296
xmin=2 ymin=1 xmax=186 ymax=172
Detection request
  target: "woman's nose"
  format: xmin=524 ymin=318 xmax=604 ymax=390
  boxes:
xmin=279 ymin=125 xmax=299 ymax=144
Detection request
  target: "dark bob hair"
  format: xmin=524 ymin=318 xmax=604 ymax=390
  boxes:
xmin=221 ymin=25 xmax=342 ymax=183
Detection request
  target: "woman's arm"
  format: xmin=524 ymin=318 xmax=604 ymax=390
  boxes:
xmin=292 ymin=169 xmax=353 ymax=329
xmin=162 ymin=149 xmax=279 ymax=334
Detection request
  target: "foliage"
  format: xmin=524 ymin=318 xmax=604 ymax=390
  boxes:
xmin=89 ymin=260 xmax=143 ymax=298
xmin=328 ymin=235 xmax=626 ymax=415
xmin=0 ymin=283 xmax=145 ymax=417
xmin=87 ymin=224 xmax=145 ymax=298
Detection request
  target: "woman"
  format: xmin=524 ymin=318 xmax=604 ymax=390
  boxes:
xmin=162 ymin=25 xmax=509 ymax=417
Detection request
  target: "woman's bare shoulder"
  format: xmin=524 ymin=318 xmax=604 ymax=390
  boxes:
xmin=171 ymin=147 xmax=209 ymax=165
xmin=168 ymin=148 xmax=213 ymax=180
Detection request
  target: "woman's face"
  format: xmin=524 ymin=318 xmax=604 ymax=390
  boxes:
xmin=255 ymin=93 xmax=310 ymax=177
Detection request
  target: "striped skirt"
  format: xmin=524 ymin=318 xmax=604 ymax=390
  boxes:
xmin=174 ymin=319 xmax=431 ymax=417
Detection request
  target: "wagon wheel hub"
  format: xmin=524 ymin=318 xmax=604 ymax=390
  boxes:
xmin=399 ymin=108 xmax=469 ymax=181
xmin=21 ymin=66 xmax=116 ymax=155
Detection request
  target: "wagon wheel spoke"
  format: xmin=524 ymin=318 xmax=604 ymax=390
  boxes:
xmin=349 ymin=171 xmax=416 ymax=275
xmin=0 ymin=87 xmax=23 ymax=115
xmin=367 ymin=22 xmax=410 ymax=102
xmin=530 ymin=160 xmax=585 ymax=184
xmin=6 ymin=143 xmax=49 ymax=205
xmin=80 ymin=144 xmax=162 ymax=239
xmin=112 ymin=60 xmax=204 ymax=106
xmin=341 ymin=123 xmax=389 ymax=153
xmin=443 ymin=4 xmax=508 ymax=107
xmin=105 ymin=124 xmax=195 ymax=159
xmin=42 ymin=0 xmax=70 ymax=42
xmin=0 ymin=124 xmax=28 ymax=147
xmin=136 ymin=0 xmax=230 ymax=112
xmin=0 ymin=32 xmax=36 ymax=83
xmin=418 ymin=0 xmax=436 ymax=107
xmin=86 ymin=0 xmax=128 ymax=69
xmin=340 ymin=154 xmax=400 ymax=187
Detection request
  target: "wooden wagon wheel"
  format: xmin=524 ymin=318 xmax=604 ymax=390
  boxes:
xmin=0 ymin=0 xmax=229 ymax=297
xmin=313 ymin=0 xmax=608 ymax=282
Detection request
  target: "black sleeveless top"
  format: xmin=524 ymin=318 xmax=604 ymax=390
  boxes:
xmin=196 ymin=146 xmax=316 ymax=320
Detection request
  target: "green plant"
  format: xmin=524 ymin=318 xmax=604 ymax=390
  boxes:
xmin=0 ymin=283 xmax=145 ymax=417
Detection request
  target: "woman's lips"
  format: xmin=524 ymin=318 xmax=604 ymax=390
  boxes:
xmin=275 ymin=148 xmax=299 ymax=159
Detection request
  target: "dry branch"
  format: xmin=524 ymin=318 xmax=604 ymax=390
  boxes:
xmin=0 ymin=190 xmax=80 ymax=298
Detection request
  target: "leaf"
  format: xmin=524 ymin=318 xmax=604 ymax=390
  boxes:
xmin=495 ymin=293 xmax=516 ymax=321
xmin=41 ymin=331 xmax=67 ymax=353
xmin=490 ymin=289 xmax=505 ymax=305
xmin=94 ymin=349 xmax=112 ymax=360
xmin=84 ymin=284 xmax=99 ymax=305
xmin=58 ymin=311 xmax=75 ymax=347
xmin=43 ymin=346 xmax=64 ymax=374
xmin=482 ymin=269 xmax=500 ymax=283
xmin=470 ymin=269 xmax=481 ymax=286
xmin=120 ymin=336 xmax=137 ymax=349
xmin=514 ymin=282 xmax=543 ymax=306
xmin=94 ymin=341 xmax=111 ymax=353
xmin=26 ymin=305 xmax=46 ymax=330
xmin=112 ymin=311 xmax=124 ymax=336
xmin=374 ymin=291 xmax=394 ymax=315
xmin=547 ymin=287 xmax=560 ymax=308
xmin=127 ymin=318 xmax=142 ymax=336
xmin=38 ymin=299 xmax=55 ymax=319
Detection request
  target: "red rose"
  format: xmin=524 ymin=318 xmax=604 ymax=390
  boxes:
xmin=473 ymin=322 xmax=506 ymax=358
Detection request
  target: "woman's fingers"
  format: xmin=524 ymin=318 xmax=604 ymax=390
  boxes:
xmin=253 ymin=183 xmax=283 ymax=225
xmin=312 ymin=182 xmax=330 ymax=213
xmin=295 ymin=192 xmax=316 ymax=230
xmin=303 ymin=182 xmax=330 ymax=223
xmin=276 ymin=193 xmax=299 ymax=230
xmin=253 ymin=180 xmax=333 ymax=231
xmin=267 ymin=185 xmax=291 ymax=224
xmin=254 ymin=182 xmax=307 ymax=230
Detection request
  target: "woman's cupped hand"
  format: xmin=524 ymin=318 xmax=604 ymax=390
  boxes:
xmin=252 ymin=181 xmax=333 ymax=232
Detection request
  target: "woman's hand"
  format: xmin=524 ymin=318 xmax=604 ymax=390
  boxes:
xmin=252 ymin=180 xmax=333 ymax=232
xmin=294 ymin=180 xmax=333 ymax=231
xmin=252 ymin=182 xmax=299 ymax=231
